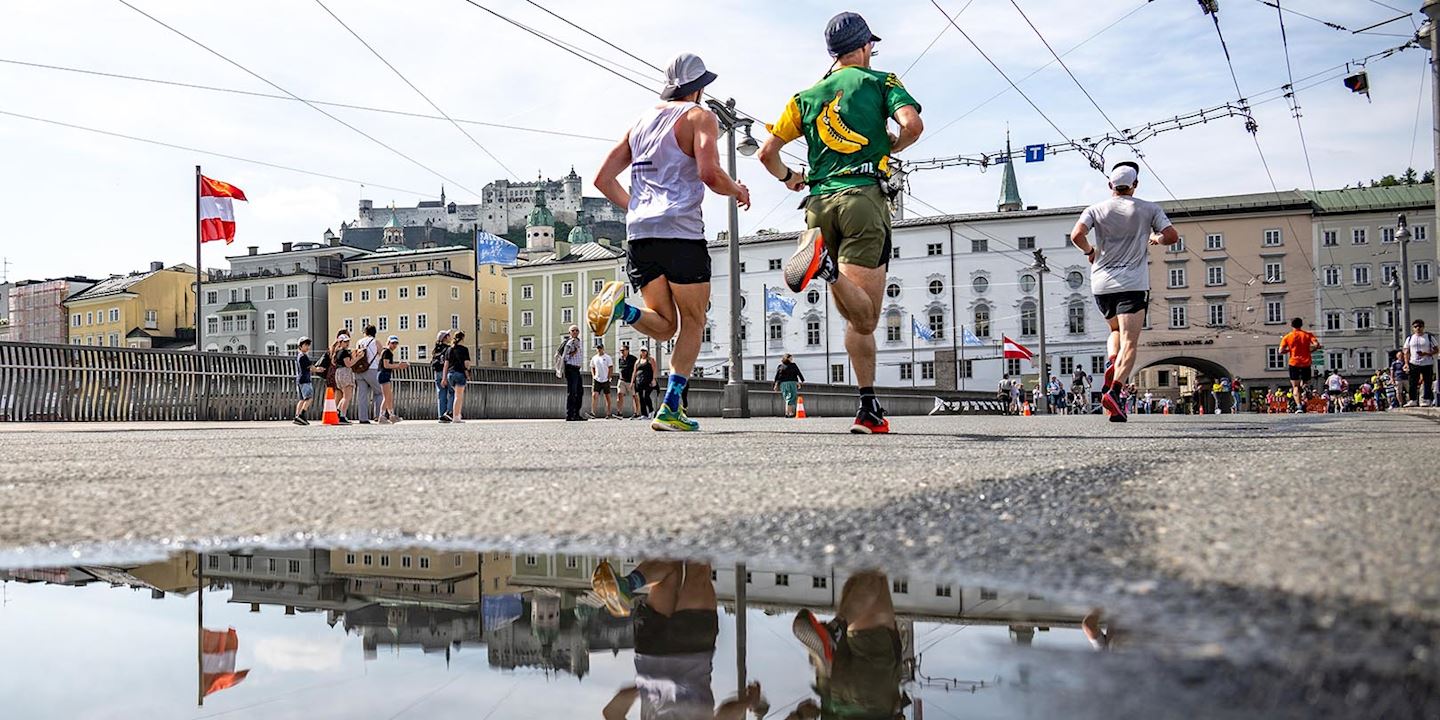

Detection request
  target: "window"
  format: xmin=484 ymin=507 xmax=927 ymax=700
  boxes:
xmin=1263 ymin=229 xmax=1282 ymax=247
xmin=1323 ymin=229 xmax=1338 ymax=247
xmin=566 ymin=556 xmax=579 ymax=569
xmin=399 ymin=287 xmax=409 ymax=299
xmin=359 ymin=317 xmax=370 ymax=330
xmin=1382 ymin=263 xmax=1399 ymax=285
xmin=399 ymin=345 xmax=409 ymax=361
xmin=1020 ymin=301 xmax=1037 ymax=335
xmin=739 ymin=322 xmax=748 ymax=341
xmin=830 ymin=364 xmax=845 ymax=383
xmin=1208 ymin=302 xmax=1226 ymax=327
xmin=1008 ymin=358 xmax=1023 ymax=376
xmin=417 ymin=345 xmax=427 ymax=359
xmin=1206 ymin=264 xmax=1225 ymax=286
xmin=378 ymin=316 xmax=388 ymax=332
xmin=769 ymin=319 xmax=783 ymax=341
xmin=1358 ymin=350 xmax=1375 ymax=371
xmin=521 ymin=310 xmax=534 ymax=327
xmin=380 ymin=555 xmax=390 ymax=567
xmin=1352 ymin=264 xmax=1371 ymax=286
xmin=920 ymin=361 xmax=935 ymax=380
xmin=1067 ymin=303 xmax=1086 ymax=334
xmin=1264 ymin=261 xmax=1283 ymax=283
xmin=1265 ymin=297 xmax=1284 ymax=324
xmin=935 ymin=584 xmax=953 ymax=598
xmin=1352 ymin=228 xmax=1367 ymax=245
xmin=775 ymin=574 xmax=789 ymax=587
xmin=417 ymin=285 xmax=428 ymax=298
xmin=520 ymin=337 xmax=534 ymax=351
xmin=1354 ymin=309 xmax=1373 ymax=330
xmin=450 ymin=315 xmax=460 ymax=330
xmin=1017 ymin=236 xmax=1035 ymax=250
xmin=286 ymin=284 xmax=299 ymax=298
xmin=206 ymin=291 xmax=218 ymax=305
xmin=1168 ymin=267 xmax=1186 ymax=288
xmin=702 ymin=325 xmax=713 ymax=344
xmin=768 ymin=258 xmax=783 ymax=271
xmin=1417 ymin=262 xmax=1433 ymax=283
xmin=885 ymin=282 xmax=901 ymax=298
xmin=1385 ymin=308 xmax=1396 ymax=330
xmin=1328 ymin=351 xmax=1346 ymax=371
xmin=561 ymin=281 xmax=574 ymax=297
xmin=402 ymin=555 xmax=412 ymax=568
xmin=927 ymin=242 xmax=944 ymax=256
xmin=108 ymin=308 xmax=119 ymax=323
xmin=899 ymin=363 xmax=913 ymax=381
xmin=885 ymin=313 xmax=902 ymax=342
xmin=450 ymin=286 xmax=459 ymax=300
xmin=286 ymin=311 xmax=299 ymax=330
xmin=1091 ymin=356 xmax=1105 ymax=375
xmin=363 ymin=553 xmax=373 ymax=566
xmin=399 ymin=315 xmax=409 ymax=330
xmin=1019 ymin=274 xmax=1036 ymax=293
xmin=1381 ymin=227 xmax=1395 ymax=244
xmin=927 ymin=311 xmax=945 ymax=339
xmin=974 ymin=305 xmax=991 ymax=337
xmin=1323 ymin=266 xmax=1340 ymax=286
xmin=71 ymin=314 xmax=80 ymax=327
xmin=753 ymin=363 xmax=766 ymax=380
xmin=265 ymin=312 xmax=276 ymax=331
xmin=1414 ymin=225 xmax=1428 ymax=241
xmin=206 ymin=317 xmax=218 ymax=334
xmin=1066 ymin=270 xmax=1083 ymax=289
xmin=1169 ymin=305 xmax=1187 ymax=328
xmin=812 ymin=576 xmax=828 ymax=589
xmin=973 ymin=276 xmax=989 ymax=293
xmin=561 ymin=307 xmax=573 ymax=324
xmin=928 ymin=279 xmax=943 ymax=295
xmin=971 ymin=238 xmax=988 ymax=253
xmin=892 ymin=246 xmax=900 ymax=259
xmin=377 ymin=288 xmax=388 ymax=301
xmin=806 ymin=319 xmax=821 ymax=346
xmin=417 ymin=314 xmax=428 ymax=329
xmin=959 ymin=359 xmax=974 ymax=378
xmin=1169 ymin=236 xmax=1186 ymax=253
xmin=1324 ymin=310 xmax=1343 ymax=332
xmin=1060 ymin=356 xmax=1075 ymax=375
xmin=360 ymin=290 xmax=371 ymax=302
xmin=1205 ymin=233 xmax=1224 ymax=250
xmin=738 ymin=262 xmax=746 ymax=273
xmin=86 ymin=311 xmax=93 ymax=325
xmin=343 ymin=318 xmax=353 ymax=332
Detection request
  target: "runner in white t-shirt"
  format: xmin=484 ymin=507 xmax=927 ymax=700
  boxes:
xmin=1402 ymin=319 xmax=1438 ymax=406
xmin=591 ymin=344 xmax=617 ymax=418
xmin=1069 ymin=162 xmax=1180 ymax=422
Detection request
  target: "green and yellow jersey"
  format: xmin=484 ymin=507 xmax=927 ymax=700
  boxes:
xmin=768 ymin=66 xmax=921 ymax=196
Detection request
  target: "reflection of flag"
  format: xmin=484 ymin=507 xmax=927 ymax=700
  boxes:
xmin=1002 ymin=335 xmax=1033 ymax=361
xmin=962 ymin=327 xmax=984 ymax=346
xmin=201 ymin=628 xmax=250 ymax=697
xmin=475 ymin=230 xmax=520 ymax=266
xmin=765 ymin=288 xmax=795 ymax=316
xmin=912 ymin=317 xmax=935 ymax=342
xmin=199 ymin=176 xmax=248 ymax=245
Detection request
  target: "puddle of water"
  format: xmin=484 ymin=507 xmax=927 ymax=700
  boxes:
xmin=0 ymin=547 xmax=1117 ymax=720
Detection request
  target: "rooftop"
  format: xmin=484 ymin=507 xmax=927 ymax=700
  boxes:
xmin=67 ymin=265 xmax=193 ymax=302
xmin=326 ymin=269 xmax=474 ymax=285
xmin=1306 ymin=183 xmax=1434 ymax=214
xmin=515 ymin=242 xmax=624 ymax=267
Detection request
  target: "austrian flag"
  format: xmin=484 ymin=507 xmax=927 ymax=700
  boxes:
xmin=199 ymin=176 xmax=248 ymax=244
xmin=1002 ymin=335 xmax=1034 ymax=362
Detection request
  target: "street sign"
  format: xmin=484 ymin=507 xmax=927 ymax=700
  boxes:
xmin=1313 ymin=354 xmax=1325 ymax=369
xmin=1024 ymin=144 xmax=1046 ymax=163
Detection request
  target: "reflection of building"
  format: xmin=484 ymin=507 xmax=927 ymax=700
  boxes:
xmin=65 ymin=262 xmax=196 ymax=349
xmin=0 ymin=553 xmax=200 ymax=599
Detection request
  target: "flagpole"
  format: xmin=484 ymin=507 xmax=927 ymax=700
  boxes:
xmin=910 ymin=314 xmax=916 ymax=389
xmin=472 ymin=232 xmax=480 ymax=364
xmin=195 ymin=165 xmax=203 ymax=353
xmin=197 ymin=551 xmax=204 ymax=707
xmin=761 ymin=284 xmax=768 ymax=381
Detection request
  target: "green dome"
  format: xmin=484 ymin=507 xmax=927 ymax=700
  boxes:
xmin=384 ymin=208 xmax=402 ymax=228
xmin=567 ymin=210 xmax=593 ymax=244
xmin=526 ymin=189 xmax=555 ymax=228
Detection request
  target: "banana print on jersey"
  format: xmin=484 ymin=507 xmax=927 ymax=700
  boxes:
xmin=816 ymin=91 xmax=870 ymax=154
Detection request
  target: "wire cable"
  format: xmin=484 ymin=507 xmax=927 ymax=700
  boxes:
xmin=900 ymin=0 xmax=979 ymax=79
xmin=312 ymin=0 xmax=519 ymax=181
xmin=114 ymin=0 xmax=482 ymax=199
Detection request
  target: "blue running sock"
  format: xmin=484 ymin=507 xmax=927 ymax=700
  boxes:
xmin=618 ymin=303 xmax=642 ymax=324
xmin=663 ymin=373 xmax=688 ymax=411
xmin=623 ymin=570 xmax=646 ymax=592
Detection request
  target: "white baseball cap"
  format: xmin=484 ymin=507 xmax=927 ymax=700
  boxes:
xmin=1109 ymin=164 xmax=1138 ymax=189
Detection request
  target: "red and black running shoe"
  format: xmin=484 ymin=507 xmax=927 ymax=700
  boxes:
xmin=784 ymin=228 xmax=835 ymax=293
xmin=1102 ymin=387 xmax=1127 ymax=422
xmin=851 ymin=407 xmax=891 ymax=434
xmin=792 ymin=609 xmax=837 ymax=674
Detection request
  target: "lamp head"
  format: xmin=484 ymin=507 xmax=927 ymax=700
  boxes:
xmin=737 ymin=122 xmax=760 ymax=156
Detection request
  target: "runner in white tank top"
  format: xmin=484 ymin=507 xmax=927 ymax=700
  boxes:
xmin=586 ymin=53 xmax=750 ymax=433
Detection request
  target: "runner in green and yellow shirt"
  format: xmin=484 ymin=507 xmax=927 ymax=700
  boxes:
xmin=758 ymin=11 xmax=923 ymax=435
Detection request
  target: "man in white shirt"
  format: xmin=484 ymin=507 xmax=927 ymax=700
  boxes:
xmin=591 ymin=344 xmax=617 ymax=419
xmin=1402 ymin=319 xmax=1438 ymax=406
xmin=1070 ymin=162 xmax=1180 ymax=422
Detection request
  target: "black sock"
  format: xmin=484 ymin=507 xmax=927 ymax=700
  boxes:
xmin=859 ymin=387 xmax=879 ymax=414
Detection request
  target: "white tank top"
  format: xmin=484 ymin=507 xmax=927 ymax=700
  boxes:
xmin=626 ymin=103 xmax=705 ymax=241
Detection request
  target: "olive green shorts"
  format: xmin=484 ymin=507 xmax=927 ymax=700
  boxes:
xmin=804 ymin=184 xmax=892 ymax=269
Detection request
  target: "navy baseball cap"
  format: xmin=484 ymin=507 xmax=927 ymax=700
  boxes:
xmin=825 ymin=12 xmax=880 ymax=58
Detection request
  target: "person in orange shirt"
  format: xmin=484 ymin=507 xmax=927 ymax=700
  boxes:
xmin=1278 ymin=317 xmax=1322 ymax=413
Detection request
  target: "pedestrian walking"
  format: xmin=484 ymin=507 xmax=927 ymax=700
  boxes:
xmin=635 ymin=347 xmax=657 ymax=419
xmin=997 ymin=374 xmax=1013 ymax=415
xmin=761 ymin=11 xmax=924 ymax=434
xmin=773 ymin=353 xmax=805 ymax=417
xmin=1279 ymin=318 xmax=1322 ymax=413
xmin=587 ymin=52 xmax=751 ymax=432
xmin=616 ymin=345 xmax=639 ymax=418
xmin=590 ymin=343 xmax=616 ymax=419
xmin=1070 ymin=161 xmax=1180 ymax=422
xmin=293 ymin=336 xmax=314 ymax=425
xmin=558 ymin=325 xmax=585 ymax=421
xmin=1390 ymin=350 xmax=1410 ymax=408
xmin=1402 ymin=319 xmax=1438 ymax=406
xmin=353 ymin=325 xmax=381 ymax=424
xmin=441 ymin=330 xmax=471 ymax=423
xmin=377 ymin=335 xmax=409 ymax=424
xmin=431 ymin=330 xmax=453 ymax=423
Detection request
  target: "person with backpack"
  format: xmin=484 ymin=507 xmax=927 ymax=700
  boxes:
xmin=1403 ymin=319 xmax=1438 ymax=407
xmin=431 ymin=330 xmax=453 ymax=423
xmin=557 ymin=325 xmax=585 ymax=421
xmin=441 ymin=330 xmax=471 ymax=423
xmin=377 ymin=335 xmax=409 ymax=424
xmin=352 ymin=325 xmax=381 ymax=424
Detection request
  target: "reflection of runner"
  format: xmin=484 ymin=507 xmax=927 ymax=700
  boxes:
xmin=595 ymin=560 xmax=766 ymax=720
xmin=787 ymin=571 xmax=908 ymax=720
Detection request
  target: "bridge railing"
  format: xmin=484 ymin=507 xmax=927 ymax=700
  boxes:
xmin=0 ymin=341 xmax=1004 ymax=422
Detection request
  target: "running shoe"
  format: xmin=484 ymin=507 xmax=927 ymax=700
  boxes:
xmin=783 ymin=228 xmax=836 ymax=293
xmin=851 ymin=407 xmax=890 ymax=434
xmin=587 ymin=280 xmax=627 ymax=335
xmin=651 ymin=405 xmax=700 ymax=432
xmin=1102 ymin=388 xmax=1127 ymax=422
xmin=792 ymin=609 xmax=837 ymax=674
xmin=591 ymin=560 xmax=634 ymax=618
xmin=292 ymin=415 xmax=306 ymax=426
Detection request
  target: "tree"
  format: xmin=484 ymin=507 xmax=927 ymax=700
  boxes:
xmin=1402 ymin=167 xmax=1419 ymax=185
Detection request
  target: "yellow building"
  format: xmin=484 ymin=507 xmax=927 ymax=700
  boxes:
xmin=475 ymin=262 xmax=511 ymax=366
xmin=65 ymin=261 xmax=196 ymax=348
xmin=328 ymin=245 xmax=477 ymax=365
xmin=327 ymin=548 xmax=518 ymax=603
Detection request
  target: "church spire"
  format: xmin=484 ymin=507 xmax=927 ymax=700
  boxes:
xmin=997 ymin=130 xmax=1023 ymax=212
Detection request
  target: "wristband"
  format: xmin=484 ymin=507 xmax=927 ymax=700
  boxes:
xmin=780 ymin=168 xmax=794 ymax=183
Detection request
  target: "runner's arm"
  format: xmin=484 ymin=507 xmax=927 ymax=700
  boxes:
xmin=692 ymin=109 xmax=751 ymax=209
xmin=890 ymin=105 xmax=923 ymax=154
xmin=758 ymin=98 xmax=807 ymax=191
xmin=1069 ymin=221 xmax=1098 ymax=260
xmin=1150 ymin=225 xmax=1181 ymax=246
xmin=592 ymin=131 xmax=633 ymax=209
xmin=602 ymin=686 xmax=638 ymax=720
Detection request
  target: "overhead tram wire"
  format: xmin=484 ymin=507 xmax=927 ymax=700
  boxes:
xmin=1248 ymin=0 xmax=1346 ymax=31
xmin=312 ymin=0 xmax=518 ymax=181
xmin=0 ymin=108 xmax=437 ymax=197
xmin=0 ymin=58 xmax=613 ymax=142
xmin=114 ymin=0 xmax=482 ymax=199
xmin=900 ymin=0 xmax=979 ymax=79
xmin=1409 ymin=54 xmax=1428 ymax=171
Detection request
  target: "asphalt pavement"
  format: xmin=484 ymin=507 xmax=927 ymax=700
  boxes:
xmin=1 ymin=412 xmax=1438 ymax=717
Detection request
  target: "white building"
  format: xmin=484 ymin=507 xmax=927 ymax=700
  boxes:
xmin=200 ymin=240 xmax=367 ymax=354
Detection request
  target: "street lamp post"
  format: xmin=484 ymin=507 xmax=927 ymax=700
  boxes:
xmin=1388 ymin=277 xmax=1403 ymax=351
xmin=706 ymin=98 xmax=757 ymax=418
xmin=1421 ymin=3 xmax=1440 ymax=286
xmin=1032 ymin=250 xmax=1051 ymax=413
xmin=1398 ymin=213 xmax=1413 ymax=336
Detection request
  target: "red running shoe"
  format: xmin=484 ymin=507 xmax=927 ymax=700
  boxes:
xmin=1101 ymin=388 xmax=1127 ymax=422
xmin=851 ymin=408 xmax=891 ymax=434
xmin=784 ymin=228 xmax=835 ymax=293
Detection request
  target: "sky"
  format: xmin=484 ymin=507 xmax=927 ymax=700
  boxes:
xmin=0 ymin=0 xmax=1430 ymax=281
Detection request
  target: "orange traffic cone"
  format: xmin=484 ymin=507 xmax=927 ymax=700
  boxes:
xmin=1022 ymin=401 xmax=1032 ymax=416
xmin=1198 ymin=404 xmax=1205 ymax=415
xmin=322 ymin=386 xmax=340 ymax=426
xmin=795 ymin=395 xmax=808 ymax=419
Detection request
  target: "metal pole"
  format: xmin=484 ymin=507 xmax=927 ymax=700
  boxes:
xmin=1425 ymin=1 xmax=1440 ymax=288
xmin=1389 ymin=278 xmax=1403 ymax=350
xmin=715 ymin=99 xmax=750 ymax=418
xmin=1398 ymin=214 xmax=1413 ymax=332
xmin=947 ymin=225 xmax=961 ymax=390
xmin=1033 ymin=250 xmax=1050 ymax=413
xmin=195 ymin=165 xmax=203 ymax=352
xmin=734 ymin=562 xmax=747 ymax=697
xmin=196 ymin=552 xmax=204 ymax=707
xmin=910 ymin=313 xmax=916 ymax=388
xmin=761 ymin=284 xmax=768 ymax=381
xmin=824 ymin=285 xmax=832 ymax=382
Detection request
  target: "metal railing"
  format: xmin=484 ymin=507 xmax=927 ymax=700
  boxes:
xmin=0 ymin=341 xmax=1002 ymax=422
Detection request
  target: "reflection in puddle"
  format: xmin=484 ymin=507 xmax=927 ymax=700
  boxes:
xmin=0 ymin=548 xmax=1111 ymax=719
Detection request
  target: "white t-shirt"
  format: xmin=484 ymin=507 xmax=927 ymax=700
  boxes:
xmin=1327 ymin=374 xmax=1344 ymax=392
xmin=591 ymin=353 xmax=614 ymax=381
xmin=1406 ymin=332 xmax=1438 ymax=366
xmin=1078 ymin=195 xmax=1173 ymax=294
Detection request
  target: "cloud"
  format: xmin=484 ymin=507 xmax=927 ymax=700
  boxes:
xmin=253 ymin=634 xmax=346 ymax=672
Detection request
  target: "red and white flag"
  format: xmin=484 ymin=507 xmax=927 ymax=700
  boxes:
xmin=199 ymin=176 xmax=248 ymax=244
xmin=201 ymin=628 xmax=250 ymax=697
xmin=1002 ymin=335 xmax=1034 ymax=361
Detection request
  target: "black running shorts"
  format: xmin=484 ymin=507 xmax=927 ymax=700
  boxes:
xmin=1288 ymin=365 xmax=1313 ymax=382
xmin=627 ymin=238 xmax=712 ymax=291
xmin=1094 ymin=290 xmax=1149 ymax=320
xmin=634 ymin=602 xmax=719 ymax=656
